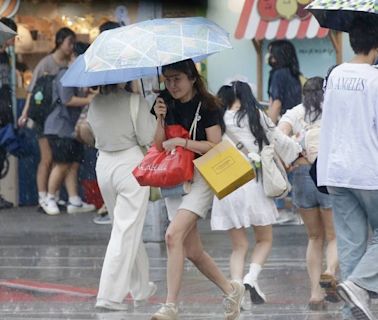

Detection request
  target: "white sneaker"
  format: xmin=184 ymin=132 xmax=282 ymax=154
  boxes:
xmin=223 ymin=280 xmax=245 ymax=320
xmin=41 ymin=198 xmax=60 ymax=216
xmin=67 ymin=201 xmax=96 ymax=214
xmin=337 ymin=280 xmax=375 ymax=320
xmin=151 ymin=303 xmax=178 ymax=320
xmin=38 ymin=196 xmax=46 ymax=207
xmin=134 ymin=282 xmax=157 ymax=308
xmin=95 ymin=299 xmax=128 ymax=311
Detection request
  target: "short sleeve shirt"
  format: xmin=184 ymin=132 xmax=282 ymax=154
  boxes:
xmin=28 ymin=55 xmax=68 ymax=93
xmin=44 ymin=69 xmax=84 ymax=138
xmin=153 ymin=94 xmax=222 ymax=141
xmin=268 ymin=68 xmax=302 ymax=115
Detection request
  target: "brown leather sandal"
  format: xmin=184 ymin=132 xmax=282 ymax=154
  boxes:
xmin=319 ymin=273 xmax=341 ymax=303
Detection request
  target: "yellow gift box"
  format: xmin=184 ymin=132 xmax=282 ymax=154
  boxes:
xmin=193 ymin=139 xmax=255 ymax=199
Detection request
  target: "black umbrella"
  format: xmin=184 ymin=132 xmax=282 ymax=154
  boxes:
xmin=306 ymin=0 xmax=378 ymax=32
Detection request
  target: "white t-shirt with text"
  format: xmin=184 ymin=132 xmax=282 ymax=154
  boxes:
xmin=317 ymin=63 xmax=378 ymax=189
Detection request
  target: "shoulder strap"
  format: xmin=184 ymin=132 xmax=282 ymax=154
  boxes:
xmin=225 ymin=130 xmax=249 ymax=157
xmin=130 ymin=93 xmax=140 ymax=130
xmin=189 ymin=102 xmax=201 ymax=141
xmin=323 ymin=64 xmax=338 ymax=91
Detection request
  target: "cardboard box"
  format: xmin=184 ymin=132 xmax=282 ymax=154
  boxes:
xmin=194 ymin=140 xmax=255 ymax=199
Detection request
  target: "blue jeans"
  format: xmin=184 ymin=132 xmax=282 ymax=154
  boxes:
xmin=328 ymin=187 xmax=378 ymax=292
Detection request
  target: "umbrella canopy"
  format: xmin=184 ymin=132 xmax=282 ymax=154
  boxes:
xmin=306 ymin=0 xmax=378 ymax=32
xmin=61 ymin=54 xmax=162 ymax=87
xmin=61 ymin=53 xmax=211 ymax=87
xmin=0 ymin=21 xmax=17 ymax=45
xmin=85 ymin=16 xmax=231 ymax=72
xmin=61 ymin=17 xmax=231 ymax=87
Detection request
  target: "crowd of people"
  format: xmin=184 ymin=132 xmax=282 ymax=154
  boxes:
xmin=0 ymin=14 xmax=377 ymax=320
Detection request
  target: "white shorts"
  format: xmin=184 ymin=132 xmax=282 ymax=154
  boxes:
xmin=164 ymin=169 xmax=213 ymax=221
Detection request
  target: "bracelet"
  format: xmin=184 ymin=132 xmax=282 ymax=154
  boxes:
xmin=184 ymin=138 xmax=189 ymax=149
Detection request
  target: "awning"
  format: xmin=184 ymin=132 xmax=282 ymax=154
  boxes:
xmin=235 ymin=0 xmax=329 ymax=40
xmin=0 ymin=0 xmax=20 ymax=18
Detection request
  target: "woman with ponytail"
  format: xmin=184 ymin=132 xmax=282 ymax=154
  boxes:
xmin=211 ymin=80 xmax=300 ymax=309
xmin=17 ymin=27 xmax=75 ymax=210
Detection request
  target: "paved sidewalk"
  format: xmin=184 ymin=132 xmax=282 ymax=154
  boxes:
xmin=0 ymin=206 xmax=376 ymax=319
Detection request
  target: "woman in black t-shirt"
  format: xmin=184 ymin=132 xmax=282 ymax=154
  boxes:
xmin=151 ymin=59 xmax=244 ymax=319
xmin=267 ymin=40 xmax=302 ymax=124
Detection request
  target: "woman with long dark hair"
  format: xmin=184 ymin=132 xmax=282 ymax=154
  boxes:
xmin=18 ymin=27 xmax=76 ymax=210
xmin=267 ymin=40 xmax=302 ymax=124
xmin=151 ymin=59 xmax=245 ymax=320
xmin=279 ymin=77 xmax=338 ymax=310
xmin=211 ymin=80 xmax=300 ymax=309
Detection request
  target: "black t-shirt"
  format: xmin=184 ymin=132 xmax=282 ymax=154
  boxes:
xmin=268 ymin=67 xmax=302 ymax=115
xmin=152 ymin=94 xmax=222 ymax=141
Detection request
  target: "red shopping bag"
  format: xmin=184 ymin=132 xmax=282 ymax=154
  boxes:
xmin=132 ymin=125 xmax=195 ymax=187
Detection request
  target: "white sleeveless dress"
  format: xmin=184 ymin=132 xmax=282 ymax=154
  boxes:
xmin=211 ymin=110 xmax=279 ymax=230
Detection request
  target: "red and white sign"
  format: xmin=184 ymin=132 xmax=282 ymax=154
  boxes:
xmin=0 ymin=0 xmax=20 ymax=18
xmin=235 ymin=0 xmax=329 ymax=40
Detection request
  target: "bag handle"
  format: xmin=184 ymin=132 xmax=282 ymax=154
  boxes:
xmin=189 ymin=102 xmax=201 ymax=141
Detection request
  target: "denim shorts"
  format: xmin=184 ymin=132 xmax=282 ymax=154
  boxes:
xmin=292 ymin=164 xmax=332 ymax=209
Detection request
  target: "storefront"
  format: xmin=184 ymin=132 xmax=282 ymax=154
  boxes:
xmin=234 ymin=0 xmax=343 ymax=100
xmin=2 ymin=0 xmax=208 ymax=206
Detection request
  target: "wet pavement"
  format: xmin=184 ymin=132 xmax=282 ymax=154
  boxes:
xmin=0 ymin=206 xmax=376 ymax=320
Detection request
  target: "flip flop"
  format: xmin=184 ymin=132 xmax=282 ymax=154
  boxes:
xmin=319 ymin=273 xmax=341 ymax=303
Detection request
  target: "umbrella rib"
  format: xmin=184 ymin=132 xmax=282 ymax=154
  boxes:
xmin=180 ymin=25 xmax=184 ymax=60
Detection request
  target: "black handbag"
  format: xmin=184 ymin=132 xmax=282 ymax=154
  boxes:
xmin=309 ymin=158 xmax=328 ymax=194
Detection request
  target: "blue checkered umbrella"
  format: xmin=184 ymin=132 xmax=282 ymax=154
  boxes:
xmin=61 ymin=17 xmax=231 ymax=87
xmin=306 ymin=0 xmax=378 ymax=32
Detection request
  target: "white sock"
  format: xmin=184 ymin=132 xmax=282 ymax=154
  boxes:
xmin=69 ymin=196 xmax=82 ymax=206
xmin=47 ymin=193 xmax=55 ymax=200
xmin=46 ymin=193 xmax=56 ymax=205
xmin=248 ymin=263 xmax=262 ymax=281
xmin=38 ymin=192 xmax=47 ymax=200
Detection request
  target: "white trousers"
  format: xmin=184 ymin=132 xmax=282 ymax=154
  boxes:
xmin=96 ymin=146 xmax=150 ymax=303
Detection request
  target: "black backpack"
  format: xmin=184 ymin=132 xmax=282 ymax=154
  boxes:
xmin=28 ymin=74 xmax=57 ymax=125
xmin=0 ymin=85 xmax=14 ymax=127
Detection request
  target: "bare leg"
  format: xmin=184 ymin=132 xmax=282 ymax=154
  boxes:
xmin=320 ymin=208 xmax=338 ymax=276
xmin=164 ymin=209 xmax=200 ymax=304
xmin=228 ymin=228 xmax=248 ymax=281
xmin=250 ymin=225 xmax=273 ymax=266
xmin=47 ymin=163 xmax=70 ymax=195
xmin=185 ymin=224 xmax=233 ymax=294
xmin=300 ymin=207 xmax=325 ymax=301
xmin=37 ymin=137 xmax=52 ymax=193
xmin=64 ymin=162 xmax=79 ymax=197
